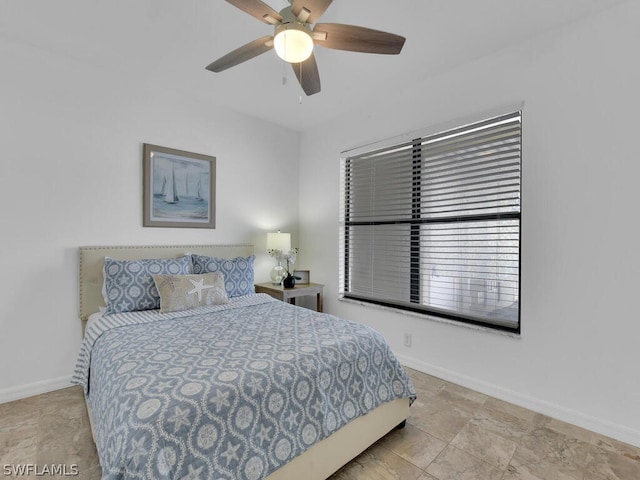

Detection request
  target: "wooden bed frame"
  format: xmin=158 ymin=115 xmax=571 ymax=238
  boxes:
xmin=78 ymin=244 xmax=410 ymax=480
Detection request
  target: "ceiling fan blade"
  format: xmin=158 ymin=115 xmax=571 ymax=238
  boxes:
xmin=206 ymin=36 xmax=274 ymax=73
xmin=291 ymin=0 xmax=333 ymax=24
xmin=291 ymin=53 xmax=321 ymax=96
xmin=224 ymin=0 xmax=283 ymax=25
xmin=313 ymin=23 xmax=406 ymax=54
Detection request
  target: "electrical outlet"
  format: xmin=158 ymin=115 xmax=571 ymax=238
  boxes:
xmin=403 ymin=333 xmax=412 ymax=348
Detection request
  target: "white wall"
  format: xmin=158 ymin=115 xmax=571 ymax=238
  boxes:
xmin=298 ymin=2 xmax=640 ymax=446
xmin=0 ymin=39 xmax=300 ymax=400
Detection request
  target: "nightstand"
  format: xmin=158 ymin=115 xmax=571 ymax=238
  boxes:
xmin=255 ymin=282 xmax=324 ymax=312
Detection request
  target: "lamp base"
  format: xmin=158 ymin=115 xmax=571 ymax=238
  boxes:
xmin=270 ymin=264 xmax=286 ymax=285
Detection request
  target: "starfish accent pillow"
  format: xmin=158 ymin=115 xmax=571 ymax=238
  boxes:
xmin=153 ymin=272 xmax=229 ymax=313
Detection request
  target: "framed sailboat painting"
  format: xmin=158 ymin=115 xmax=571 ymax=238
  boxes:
xmin=143 ymin=143 xmax=216 ymax=228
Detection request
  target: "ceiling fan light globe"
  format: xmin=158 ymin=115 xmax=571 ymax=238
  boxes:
xmin=274 ymin=24 xmax=313 ymax=63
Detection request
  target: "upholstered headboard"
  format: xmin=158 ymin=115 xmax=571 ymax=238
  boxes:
xmin=78 ymin=244 xmax=254 ymax=321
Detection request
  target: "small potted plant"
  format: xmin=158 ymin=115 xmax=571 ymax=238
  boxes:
xmin=282 ymin=248 xmax=300 ymax=288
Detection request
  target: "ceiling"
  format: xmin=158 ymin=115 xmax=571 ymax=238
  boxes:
xmin=0 ymin=0 xmax=628 ymax=131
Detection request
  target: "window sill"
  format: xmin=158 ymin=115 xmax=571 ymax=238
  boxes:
xmin=338 ymin=296 xmax=521 ymax=339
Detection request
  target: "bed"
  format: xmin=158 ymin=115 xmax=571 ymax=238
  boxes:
xmin=73 ymin=244 xmax=415 ymax=480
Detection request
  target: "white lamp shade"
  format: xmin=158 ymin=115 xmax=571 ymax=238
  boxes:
xmin=266 ymin=232 xmax=291 ymax=253
xmin=273 ymin=24 xmax=313 ymax=63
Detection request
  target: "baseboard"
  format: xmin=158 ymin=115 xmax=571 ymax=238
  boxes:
xmin=0 ymin=376 xmax=73 ymax=404
xmin=398 ymin=354 xmax=640 ymax=448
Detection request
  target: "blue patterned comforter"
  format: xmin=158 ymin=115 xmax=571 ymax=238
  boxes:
xmin=72 ymin=294 xmax=415 ymax=480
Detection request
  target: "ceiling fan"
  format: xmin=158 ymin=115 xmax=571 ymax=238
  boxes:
xmin=205 ymin=0 xmax=406 ymax=96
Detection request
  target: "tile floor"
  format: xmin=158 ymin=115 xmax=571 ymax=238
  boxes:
xmin=1 ymin=367 xmax=639 ymax=479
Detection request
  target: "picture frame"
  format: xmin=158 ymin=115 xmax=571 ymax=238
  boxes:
xmin=143 ymin=143 xmax=216 ymax=228
xmin=294 ymin=270 xmax=310 ymax=284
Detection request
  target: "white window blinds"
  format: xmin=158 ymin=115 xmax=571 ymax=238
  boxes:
xmin=340 ymin=111 xmax=521 ymax=332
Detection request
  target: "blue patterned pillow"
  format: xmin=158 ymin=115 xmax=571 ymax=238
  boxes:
xmin=103 ymin=256 xmax=191 ymax=314
xmin=190 ymin=254 xmax=255 ymax=297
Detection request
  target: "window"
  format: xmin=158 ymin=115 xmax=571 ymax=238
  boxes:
xmin=339 ymin=111 xmax=521 ymax=333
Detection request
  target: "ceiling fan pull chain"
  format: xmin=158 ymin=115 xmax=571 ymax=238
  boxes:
xmin=299 ymin=62 xmax=304 ymax=103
